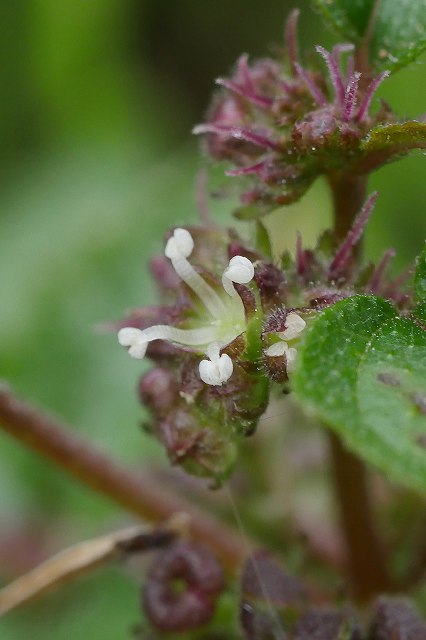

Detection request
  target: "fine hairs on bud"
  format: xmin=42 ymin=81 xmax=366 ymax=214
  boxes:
xmin=278 ymin=312 xmax=306 ymax=341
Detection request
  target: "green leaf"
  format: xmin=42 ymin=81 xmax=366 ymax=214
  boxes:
xmin=362 ymin=121 xmax=426 ymax=153
xmin=312 ymin=0 xmax=426 ymax=71
xmin=255 ymin=220 xmax=273 ymax=259
xmin=359 ymin=121 xmax=426 ymax=170
xmin=294 ymin=296 xmax=426 ymax=492
xmin=415 ymin=244 xmax=426 ymax=323
xmin=233 ymin=203 xmax=272 ymax=220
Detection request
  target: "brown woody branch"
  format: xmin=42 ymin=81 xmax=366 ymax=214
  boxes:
xmin=0 ymin=384 xmax=251 ymax=573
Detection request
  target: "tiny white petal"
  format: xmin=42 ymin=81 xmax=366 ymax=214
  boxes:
xmin=264 ymin=341 xmax=288 ymax=357
xmin=224 ymin=255 xmax=254 ymax=284
xmin=285 ymin=347 xmax=298 ymax=372
xmin=199 ymin=352 xmax=233 ymax=385
xmin=199 ymin=359 xmax=219 ymax=385
xmin=217 ymin=353 xmax=233 ymax=381
xmin=165 ymin=228 xmax=194 ymax=259
xmin=278 ymin=313 xmax=306 ymax=341
xmin=118 ymin=327 xmax=144 ymax=347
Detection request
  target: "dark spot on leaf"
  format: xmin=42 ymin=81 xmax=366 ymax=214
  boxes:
xmin=377 ymin=372 xmax=401 ymax=387
xmin=411 ymin=393 xmax=426 ymax=416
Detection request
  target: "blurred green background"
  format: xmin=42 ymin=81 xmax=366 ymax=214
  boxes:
xmin=0 ymin=1 xmax=424 ymax=637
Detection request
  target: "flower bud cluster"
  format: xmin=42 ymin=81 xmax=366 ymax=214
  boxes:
xmin=115 ymin=189 xmax=411 ymax=482
xmin=116 ymin=226 xmax=309 ymax=480
xmin=194 ymin=10 xmax=394 ymax=209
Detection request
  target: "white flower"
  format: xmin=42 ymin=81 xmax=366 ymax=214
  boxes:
xmin=118 ymin=229 xmax=254 ymax=385
xmin=264 ymin=312 xmax=306 ymax=373
xmin=278 ymin=312 xmax=306 ymax=340
xmin=199 ymin=343 xmax=233 ymax=386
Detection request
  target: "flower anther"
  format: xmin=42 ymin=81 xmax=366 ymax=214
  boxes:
xmin=264 ymin=312 xmax=306 ymax=373
xmin=222 ymin=255 xmax=255 ymax=297
xmin=277 ymin=312 xmax=306 ymax=340
xmin=118 ymin=327 xmax=148 ymax=359
xmin=199 ymin=343 xmax=234 ymax=386
xmin=264 ymin=341 xmax=298 ymax=372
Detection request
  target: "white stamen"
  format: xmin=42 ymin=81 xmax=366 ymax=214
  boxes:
xmin=278 ymin=312 xmax=306 ymax=341
xmin=264 ymin=341 xmax=289 ymax=357
xmin=264 ymin=340 xmax=298 ymax=372
xmin=165 ymin=228 xmax=226 ymax=318
xmin=164 ymin=228 xmax=194 ymax=259
xmin=199 ymin=343 xmax=234 ymax=385
xmin=285 ymin=347 xmax=298 ymax=372
xmin=118 ymin=327 xmax=148 ymax=359
xmin=139 ymin=324 xmax=218 ymax=346
xmin=222 ymin=255 xmax=255 ymax=297
xmin=118 ymin=324 xmax=220 ymax=360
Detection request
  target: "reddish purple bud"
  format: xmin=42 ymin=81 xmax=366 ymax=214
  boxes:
xmin=316 ymin=45 xmax=346 ymax=107
xmin=263 ymin=350 xmax=289 ymax=383
xmin=193 ymin=123 xmax=280 ymax=152
xmin=285 ymin=9 xmax=301 ymax=77
xmin=226 ymin=161 xmax=268 ymax=177
xmin=143 ymin=542 xmax=224 ymax=632
xmin=342 ymin=72 xmax=361 ymax=123
xmin=254 ymin=263 xmax=287 ymax=308
xmin=328 ymin=192 xmax=378 ymax=279
xmin=294 ymin=62 xmax=327 ymax=107
xmin=263 ymin=306 xmax=287 ymax=334
xmin=138 ymin=368 xmax=178 ymax=417
xmin=356 ymin=71 xmax=390 ymax=123
xmin=216 ymin=77 xmax=273 ymax=109
xmin=150 ymin=256 xmax=180 ymax=290
xmin=367 ymin=248 xmax=396 ymax=293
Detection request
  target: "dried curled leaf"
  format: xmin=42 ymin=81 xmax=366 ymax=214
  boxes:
xmin=0 ymin=525 xmax=175 ymax=617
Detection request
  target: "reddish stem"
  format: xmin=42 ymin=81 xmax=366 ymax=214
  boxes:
xmin=0 ymin=385 xmax=251 ymax=573
xmin=328 ymin=433 xmax=393 ymax=601
xmin=327 ymin=166 xmax=394 ymax=601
